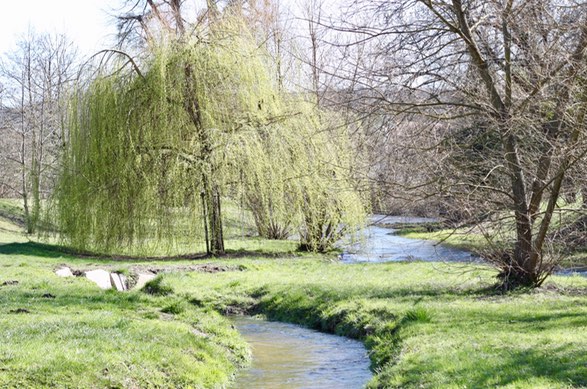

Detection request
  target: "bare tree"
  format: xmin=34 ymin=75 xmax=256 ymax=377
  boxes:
xmin=336 ymin=0 xmax=587 ymax=288
xmin=0 ymin=31 xmax=78 ymax=233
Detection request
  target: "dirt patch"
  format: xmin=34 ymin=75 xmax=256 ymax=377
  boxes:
xmin=8 ymin=308 xmax=30 ymax=314
xmin=62 ymin=263 xmax=240 ymax=279
xmin=56 ymin=263 xmax=242 ymax=291
xmin=222 ymin=305 xmax=252 ymax=316
xmin=130 ymin=264 xmax=240 ymax=274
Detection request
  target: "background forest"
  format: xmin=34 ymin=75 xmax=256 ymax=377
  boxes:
xmin=3 ymin=0 xmax=587 ymax=288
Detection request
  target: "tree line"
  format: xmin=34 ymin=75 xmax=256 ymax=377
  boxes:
xmin=2 ymin=0 xmax=587 ymax=289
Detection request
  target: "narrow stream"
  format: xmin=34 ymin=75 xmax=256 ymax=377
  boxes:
xmin=340 ymin=215 xmax=479 ymax=263
xmin=232 ymin=316 xmax=372 ymax=389
xmin=232 ymin=215 xmax=586 ymax=388
xmin=341 ymin=215 xmax=586 ymax=276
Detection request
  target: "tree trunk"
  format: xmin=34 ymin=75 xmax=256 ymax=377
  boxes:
xmin=182 ymin=60 xmax=225 ymax=255
xmin=205 ymin=183 xmax=224 ymax=255
xmin=20 ymin=64 xmax=33 ymax=235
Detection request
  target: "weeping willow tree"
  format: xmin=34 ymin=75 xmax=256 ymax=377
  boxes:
xmin=229 ymin=122 xmax=297 ymax=240
xmin=294 ymin=111 xmax=366 ymax=252
xmin=228 ymin=101 xmax=365 ymax=249
xmin=56 ymin=22 xmax=274 ymax=254
xmin=54 ymin=20 xmax=365 ymax=256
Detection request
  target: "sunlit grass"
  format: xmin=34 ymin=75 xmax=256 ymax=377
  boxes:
xmin=0 ymin=238 xmax=248 ymax=388
xmin=1 ymin=198 xmax=586 ymax=387
xmin=164 ymin=258 xmax=587 ymax=388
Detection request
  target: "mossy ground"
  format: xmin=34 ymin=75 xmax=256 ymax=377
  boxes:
xmin=1 ymin=200 xmax=586 ymax=388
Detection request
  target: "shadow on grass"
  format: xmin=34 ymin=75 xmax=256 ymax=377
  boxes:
xmin=392 ymin=344 xmax=587 ymax=388
xmin=0 ymin=241 xmax=75 ymax=258
xmin=0 ymin=241 xmax=303 ymax=262
xmin=0 ymin=241 xmax=211 ymax=261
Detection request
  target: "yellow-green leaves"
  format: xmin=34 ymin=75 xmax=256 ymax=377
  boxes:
xmin=54 ymin=19 xmax=365 ymax=255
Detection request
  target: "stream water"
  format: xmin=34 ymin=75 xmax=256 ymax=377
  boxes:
xmin=232 ymin=316 xmax=372 ymax=389
xmin=340 ymin=215 xmax=479 ymax=263
xmin=232 ymin=215 xmax=585 ymax=388
xmin=341 ymin=215 xmax=586 ymax=275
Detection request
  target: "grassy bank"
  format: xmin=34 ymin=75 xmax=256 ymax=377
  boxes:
xmin=397 ymin=225 xmax=486 ymax=252
xmin=399 ymin=227 xmax=587 ymax=270
xmin=0 ymin=239 xmax=249 ymax=388
xmin=164 ymin=258 xmax=587 ymax=388
xmin=1 ymin=201 xmax=587 ymax=388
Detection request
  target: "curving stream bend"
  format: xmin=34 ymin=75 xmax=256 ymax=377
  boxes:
xmin=340 ymin=215 xmax=478 ymax=263
xmin=232 ymin=215 xmax=586 ymax=388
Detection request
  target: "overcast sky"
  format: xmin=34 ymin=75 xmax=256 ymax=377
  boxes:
xmin=0 ymin=0 xmax=119 ymax=56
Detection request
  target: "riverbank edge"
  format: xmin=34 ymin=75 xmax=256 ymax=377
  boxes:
xmin=212 ymin=303 xmax=401 ymax=388
xmin=171 ymin=259 xmax=587 ymax=388
xmin=391 ymin=223 xmax=587 ymax=270
xmin=194 ymin=283 xmax=448 ymax=388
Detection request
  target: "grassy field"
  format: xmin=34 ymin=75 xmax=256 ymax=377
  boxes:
xmin=1 ymin=201 xmax=586 ymax=388
xmin=164 ymin=259 xmax=587 ymax=388
xmin=0 ymin=204 xmax=250 ymax=388
xmin=0 ymin=247 xmax=252 ymax=387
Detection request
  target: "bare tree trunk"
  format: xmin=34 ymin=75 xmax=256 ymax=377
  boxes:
xmin=20 ymin=88 xmax=31 ymax=233
xmin=305 ymin=0 xmax=323 ymax=107
xmin=20 ymin=46 xmax=33 ymax=234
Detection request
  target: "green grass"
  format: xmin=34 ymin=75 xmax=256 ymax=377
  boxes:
xmin=164 ymin=258 xmax=587 ymax=388
xmin=0 ymin=198 xmax=25 ymax=221
xmin=399 ymin=227 xmax=488 ymax=252
xmin=0 ymin=199 xmax=27 ymax=243
xmin=400 ymin=226 xmax=587 ymax=269
xmin=1 ymin=204 xmax=586 ymax=387
xmin=0 ymin=234 xmax=249 ymax=387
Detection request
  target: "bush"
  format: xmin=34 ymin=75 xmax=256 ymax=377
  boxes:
xmin=142 ymin=275 xmax=173 ymax=296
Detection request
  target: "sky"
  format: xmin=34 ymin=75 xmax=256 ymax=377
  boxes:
xmin=0 ymin=0 xmax=120 ymax=56
xmin=0 ymin=0 xmax=345 ymax=58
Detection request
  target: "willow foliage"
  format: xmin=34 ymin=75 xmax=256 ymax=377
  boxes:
xmin=229 ymin=101 xmax=365 ymax=248
xmin=54 ymin=22 xmax=365 ymax=255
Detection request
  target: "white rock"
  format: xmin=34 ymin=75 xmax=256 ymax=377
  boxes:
xmin=85 ymin=269 xmax=112 ymax=289
xmin=134 ymin=273 xmax=156 ymax=290
xmin=119 ymin=274 xmax=128 ymax=291
xmin=55 ymin=267 xmax=73 ymax=277
xmin=110 ymin=273 xmax=127 ymax=291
